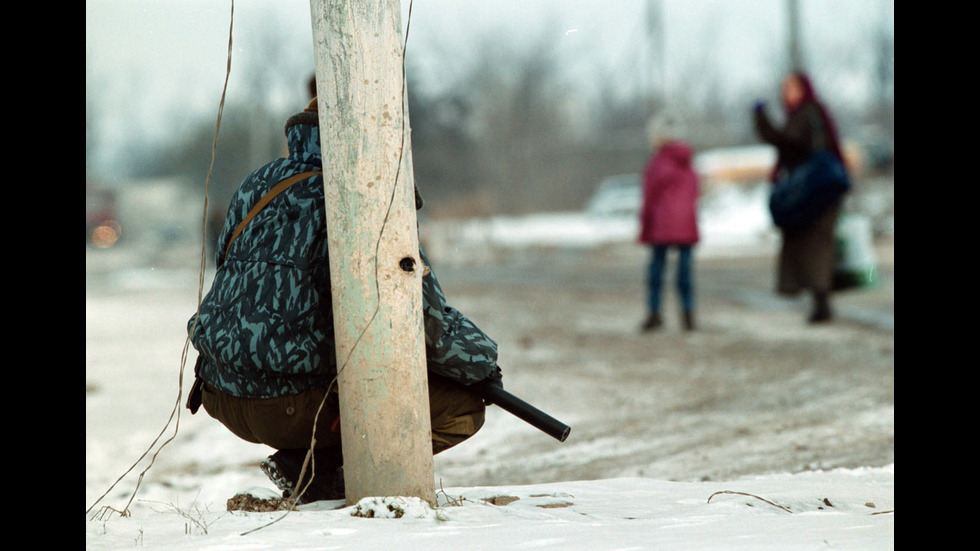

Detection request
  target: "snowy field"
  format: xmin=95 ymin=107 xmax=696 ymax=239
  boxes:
xmin=86 ymin=182 xmax=894 ymax=549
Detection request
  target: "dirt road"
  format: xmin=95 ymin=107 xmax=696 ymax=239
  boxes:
xmin=429 ymin=238 xmax=894 ymax=486
xmin=86 ymin=234 xmax=894 ymax=496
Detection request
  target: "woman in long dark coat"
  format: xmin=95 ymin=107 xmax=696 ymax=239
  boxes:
xmin=754 ymin=71 xmax=848 ymax=323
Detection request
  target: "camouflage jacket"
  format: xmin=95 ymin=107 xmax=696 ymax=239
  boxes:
xmin=188 ymin=109 xmax=499 ymax=399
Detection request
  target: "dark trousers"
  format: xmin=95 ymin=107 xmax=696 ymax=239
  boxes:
xmin=647 ymin=244 xmax=695 ymax=314
xmin=201 ymin=373 xmax=486 ymax=456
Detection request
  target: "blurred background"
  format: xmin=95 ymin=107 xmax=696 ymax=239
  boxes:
xmin=85 ymin=0 xmax=893 ymax=258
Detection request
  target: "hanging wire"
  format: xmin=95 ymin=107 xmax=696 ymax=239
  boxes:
xmin=86 ymin=0 xmax=236 ymax=520
xmin=87 ymin=0 xmax=417 ymax=528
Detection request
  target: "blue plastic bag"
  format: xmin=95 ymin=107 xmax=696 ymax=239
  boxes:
xmin=769 ymin=150 xmax=850 ymax=231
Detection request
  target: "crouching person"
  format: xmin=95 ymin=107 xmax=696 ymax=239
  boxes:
xmin=185 ymin=98 xmax=502 ymax=504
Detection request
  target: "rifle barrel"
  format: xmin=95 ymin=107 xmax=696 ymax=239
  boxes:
xmin=471 ymin=381 xmax=571 ymax=442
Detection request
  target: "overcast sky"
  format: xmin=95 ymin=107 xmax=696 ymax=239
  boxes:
xmin=86 ymin=0 xmax=893 ymax=171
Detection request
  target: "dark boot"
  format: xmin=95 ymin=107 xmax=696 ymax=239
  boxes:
xmin=641 ymin=313 xmax=663 ymax=332
xmin=260 ymin=447 xmax=345 ymax=504
xmin=682 ymin=310 xmax=695 ymax=331
xmin=808 ymin=291 xmax=832 ymax=324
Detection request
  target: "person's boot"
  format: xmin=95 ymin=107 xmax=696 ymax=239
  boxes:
xmin=641 ymin=313 xmax=663 ymax=332
xmin=260 ymin=447 xmax=345 ymax=504
xmin=682 ymin=310 xmax=695 ymax=331
xmin=808 ymin=291 xmax=832 ymax=324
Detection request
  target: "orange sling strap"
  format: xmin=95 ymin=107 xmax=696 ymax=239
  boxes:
xmin=223 ymin=170 xmax=323 ymax=257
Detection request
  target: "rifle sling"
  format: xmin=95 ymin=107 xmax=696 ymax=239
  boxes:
xmin=224 ymin=170 xmax=323 ymax=257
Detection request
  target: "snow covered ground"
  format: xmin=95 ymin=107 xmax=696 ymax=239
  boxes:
xmin=86 ymin=182 xmax=893 ymax=549
xmin=86 ymin=469 xmax=893 ymax=550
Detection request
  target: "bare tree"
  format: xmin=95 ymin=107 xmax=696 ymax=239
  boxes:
xmin=458 ymin=28 xmax=576 ymax=214
xmin=406 ymin=67 xmax=485 ymax=215
xmin=236 ymin=6 xmax=314 ymax=169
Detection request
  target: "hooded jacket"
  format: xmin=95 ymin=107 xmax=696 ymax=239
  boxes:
xmin=638 ymin=141 xmax=700 ymax=246
xmin=188 ymin=103 xmax=499 ymax=399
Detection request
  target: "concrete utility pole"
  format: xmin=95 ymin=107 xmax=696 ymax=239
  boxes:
xmin=308 ymin=0 xmax=434 ymax=506
xmin=646 ymin=0 xmax=666 ymax=109
xmin=787 ymin=0 xmax=804 ymax=72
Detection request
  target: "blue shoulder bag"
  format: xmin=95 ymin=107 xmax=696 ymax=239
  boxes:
xmin=769 ymin=149 xmax=850 ymax=231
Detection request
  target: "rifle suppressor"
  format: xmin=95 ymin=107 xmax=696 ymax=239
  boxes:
xmin=471 ymin=381 xmax=571 ymax=442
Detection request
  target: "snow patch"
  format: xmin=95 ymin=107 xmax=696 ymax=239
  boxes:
xmin=350 ymin=496 xmax=439 ymax=520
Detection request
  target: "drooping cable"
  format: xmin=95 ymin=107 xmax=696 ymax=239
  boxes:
xmin=86 ymin=0 xmax=236 ymax=520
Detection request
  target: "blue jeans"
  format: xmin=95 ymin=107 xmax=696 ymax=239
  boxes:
xmin=647 ymin=245 xmax=695 ymax=315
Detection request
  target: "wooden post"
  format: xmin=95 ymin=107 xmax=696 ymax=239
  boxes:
xmin=308 ymin=0 xmax=434 ymax=506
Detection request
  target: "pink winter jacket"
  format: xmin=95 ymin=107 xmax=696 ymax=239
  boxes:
xmin=638 ymin=141 xmax=700 ymax=246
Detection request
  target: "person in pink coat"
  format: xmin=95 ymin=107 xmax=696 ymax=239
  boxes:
xmin=638 ymin=114 xmax=700 ymax=331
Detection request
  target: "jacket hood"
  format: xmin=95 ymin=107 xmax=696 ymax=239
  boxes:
xmin=282 ymin=97 xmax=425 ymax=210
xmin=284 ymin=98 xmax=322 ymax=166
xmin=659 ymin=140 xmax=694 ymax=166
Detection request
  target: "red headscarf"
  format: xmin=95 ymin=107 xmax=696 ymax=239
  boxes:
xmin=786 ymin=71 xmax=846 ymax=165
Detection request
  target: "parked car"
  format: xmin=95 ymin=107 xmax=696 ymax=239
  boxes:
xmin=585 ymin=173 xmax=641 ymax=218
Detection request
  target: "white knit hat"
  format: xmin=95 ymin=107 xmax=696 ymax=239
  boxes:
xmin=647 ymin=112 xmax=686 ymax=143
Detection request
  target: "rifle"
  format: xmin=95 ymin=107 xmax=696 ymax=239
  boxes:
xmin=469 ymin=380 xmax=571 ymax=442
